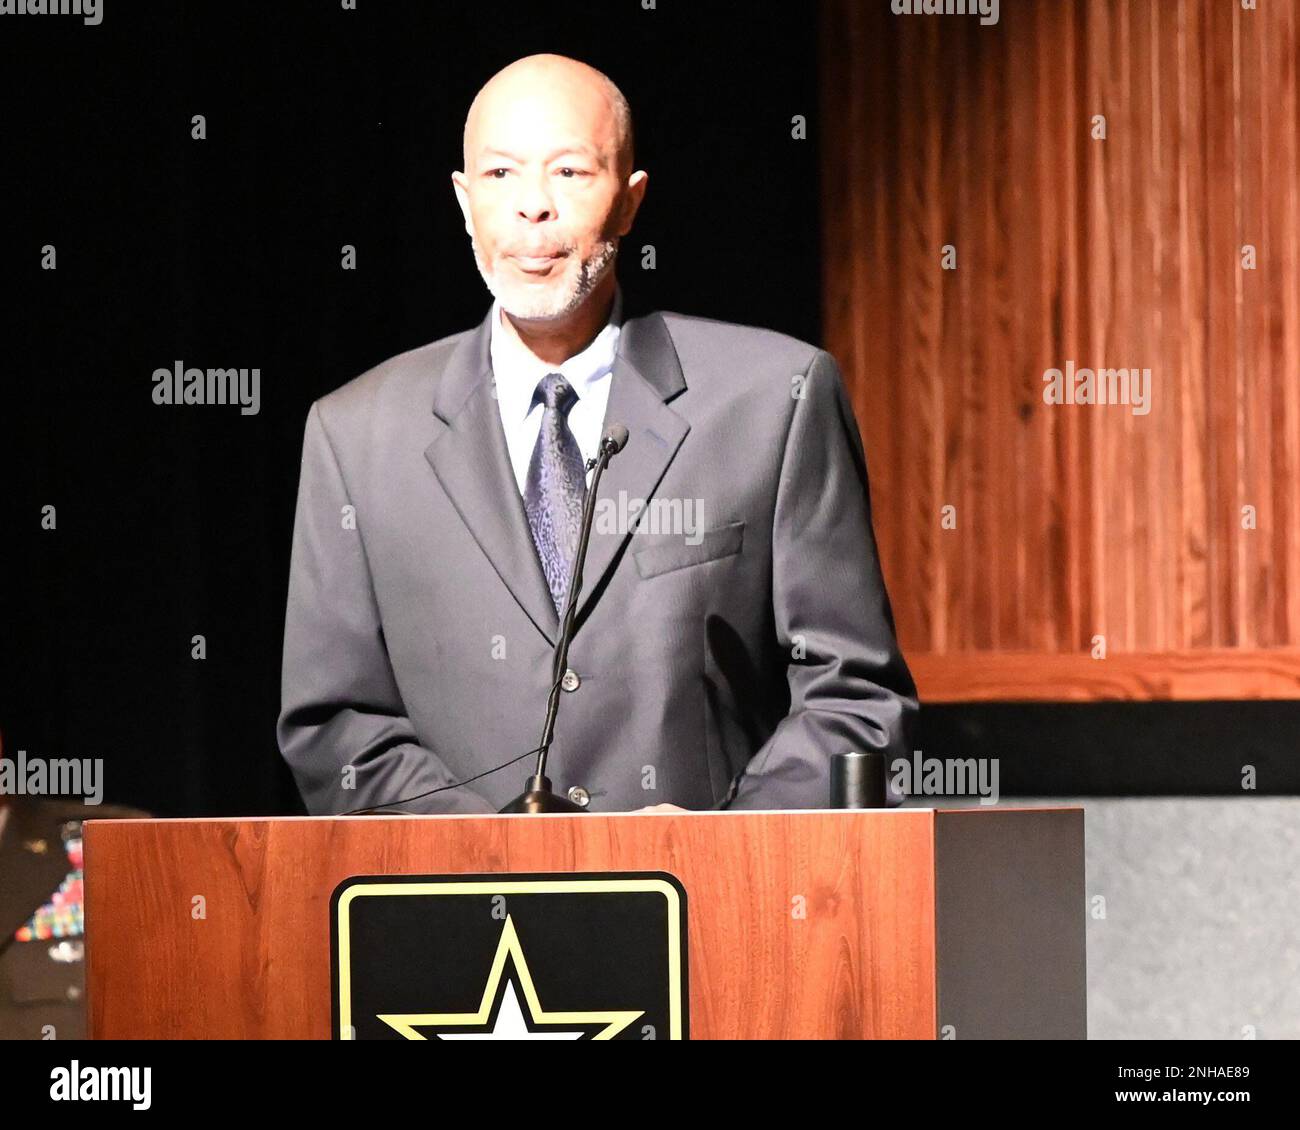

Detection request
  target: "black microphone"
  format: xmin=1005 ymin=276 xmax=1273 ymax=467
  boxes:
xmin=601 ymin=423 xmax=630 ymax=455
xmin=499 ymin=423 xmax=630 ymax=813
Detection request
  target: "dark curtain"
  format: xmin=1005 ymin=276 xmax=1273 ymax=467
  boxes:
xmin=0 ymin=0 xmax=822 ymax=816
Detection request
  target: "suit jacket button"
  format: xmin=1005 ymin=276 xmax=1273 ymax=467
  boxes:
xmin=561 ymin=668 xmax=581 ymax=692
xmin=566 ymin=785 xmax=590 ymax=808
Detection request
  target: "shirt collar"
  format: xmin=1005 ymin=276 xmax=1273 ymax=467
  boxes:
xmin=489 ymin=283 xmax=624 ymax=425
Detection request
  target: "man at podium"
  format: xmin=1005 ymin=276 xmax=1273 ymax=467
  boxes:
xmin=277 ymin=53 xmax=917 ymax=816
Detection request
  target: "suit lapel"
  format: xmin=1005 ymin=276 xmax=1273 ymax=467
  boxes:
xmin=574 ymin=310 xmax=690 ymax=624
xmin=424 ymin=300 xmax=690 ymax=643
xmin=425 ymin=308 xmax=561 ymax=644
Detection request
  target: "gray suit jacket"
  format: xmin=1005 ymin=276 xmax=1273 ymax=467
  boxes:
xmin=277 ymin=301 xmax=918 ymax=813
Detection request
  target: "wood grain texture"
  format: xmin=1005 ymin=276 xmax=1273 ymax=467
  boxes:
xmin=821 ymin=0 xmax=1300 ymax=701
xmin=84 ymin=812 xmax=942 ymax=1040
xmin=909 ymin=646 xmax=1300 ymax=701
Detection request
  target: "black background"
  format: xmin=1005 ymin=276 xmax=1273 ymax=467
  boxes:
xmin=1 ymin=0 xmax=820 ymax=815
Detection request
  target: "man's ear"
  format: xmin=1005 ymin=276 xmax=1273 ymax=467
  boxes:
xmin=451 ymin=171 xmax=474 ymax=236
xmin=616 ymin=170 xmax=649 ymax=238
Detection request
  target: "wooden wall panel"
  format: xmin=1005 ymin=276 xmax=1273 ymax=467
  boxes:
xmin=821 ymin=0 xmax=1300 ymax=700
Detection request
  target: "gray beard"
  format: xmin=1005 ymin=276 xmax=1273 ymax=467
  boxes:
xmin=474 ymin=238 xmax=619 ymax=321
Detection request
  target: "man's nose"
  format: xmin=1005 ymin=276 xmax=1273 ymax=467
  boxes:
xmin=516 ymin=173 xmax=556 ymax=222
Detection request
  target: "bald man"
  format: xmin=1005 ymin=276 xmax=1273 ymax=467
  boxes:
xmin=277 ymin=54 xmax=917 ymax=814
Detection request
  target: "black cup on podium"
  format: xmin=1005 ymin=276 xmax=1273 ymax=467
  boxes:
xmin=830 ymin=750 xmax=888 ymax=808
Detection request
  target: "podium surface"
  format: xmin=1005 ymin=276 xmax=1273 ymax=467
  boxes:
xmin=84 ymin=807 xmax=1085 ymax=1039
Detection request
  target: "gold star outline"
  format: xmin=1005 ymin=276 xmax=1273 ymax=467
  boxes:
xmin=376 ymin=914 xmax=645 ymax=1040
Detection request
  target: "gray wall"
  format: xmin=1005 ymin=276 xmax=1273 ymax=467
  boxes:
xmin=904 ymin=797 xmax=1300 ymax=1039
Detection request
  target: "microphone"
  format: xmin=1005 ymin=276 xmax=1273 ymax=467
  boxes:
xmin=500 ymin=424 xmax=630 ymax=813
xmin=602 ymin=423 xmax=629 ymax=455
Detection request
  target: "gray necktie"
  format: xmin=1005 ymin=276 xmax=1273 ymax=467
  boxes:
xmin=524 ymin=373 xmax=588 ymax=613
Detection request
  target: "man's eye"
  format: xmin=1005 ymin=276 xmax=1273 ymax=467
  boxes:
xmin=487 ymin=168 xmax=510 ymax=178
xmin=557 ymin=168 xmax=589 ymax=178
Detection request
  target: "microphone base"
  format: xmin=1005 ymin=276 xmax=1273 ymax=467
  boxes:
xmin=498 ymin=775 xmax=586 ymax=814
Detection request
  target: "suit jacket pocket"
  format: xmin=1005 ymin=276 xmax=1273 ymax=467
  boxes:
xmin=634 ymin=521 xmax=745 ymax=579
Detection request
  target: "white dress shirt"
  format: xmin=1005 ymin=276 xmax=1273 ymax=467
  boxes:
xmin=489 ymin=285 xmax=623 ymax=494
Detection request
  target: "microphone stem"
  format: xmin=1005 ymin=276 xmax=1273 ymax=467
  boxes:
xmin=534 ymin=442 xmax=614 ymax=782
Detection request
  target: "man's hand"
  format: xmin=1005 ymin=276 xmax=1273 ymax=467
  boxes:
xmin=633 ymin=803 xmax=688 ymax=814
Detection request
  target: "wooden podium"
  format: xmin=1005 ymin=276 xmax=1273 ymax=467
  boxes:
xmin=83 ymin=807 xmax=1085 ymax=1039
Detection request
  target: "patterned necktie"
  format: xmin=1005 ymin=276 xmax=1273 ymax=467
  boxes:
xmin=524 ymin=372 xmax=588 ymax=613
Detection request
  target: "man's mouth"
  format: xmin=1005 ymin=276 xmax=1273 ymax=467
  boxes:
xmin=509 ymin=252 xmax=564 ymax=274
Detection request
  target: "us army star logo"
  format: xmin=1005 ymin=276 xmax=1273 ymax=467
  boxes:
xmin=377 ymin=915 xmax=643 ymax=1040
xmin=331 ymin=873 xmax=688 ymax=1040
